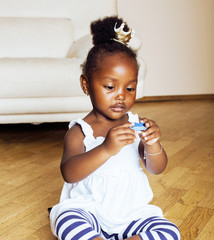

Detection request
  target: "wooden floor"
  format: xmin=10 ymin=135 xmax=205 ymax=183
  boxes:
xmin=0 ymin=99 xmax=213 ymax=240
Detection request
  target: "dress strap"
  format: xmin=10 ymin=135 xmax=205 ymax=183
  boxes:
xmin=127 ymin=112 xmax=139 ymax=123
xmin=68 ymin=119 xmax=94 ymax=139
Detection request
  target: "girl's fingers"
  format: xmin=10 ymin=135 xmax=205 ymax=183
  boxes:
xmin=112 ymin=131 xmax=136 ymax=147
xmin=143 ymin=131 xmax=160 ymax=141
xmin=115 ymin=131 xmax=137 ymax=144
xmin=116 ymin=122 xmax=134 ymax=128
xmin=118 ymin=132 xmax=136 ymax=139
xmin=146 ymin=120 xmax=157 ymax=128
xmin=142 ymin=125 xmax=159 ymax=137
xmin=139 ymin=127 xmax=160 ymax=145
xmin=117 ymin=128 xmax=136 ymax=137
xmin=122 ymin=122 xmax=135 ymax=127
xmin=138 ymin=117 xmax=161 ymax=145
xmin=112 ymin=123 xmax=136 ymax=135
xmin=109 ymin=126 xmax=136 ymax=142
xmin=140 ymin=117 xmax=148 ymax=123
xmin=140 ymin=118 xmax=157 ymax=129
xmin=120 ymin=138 xmax=136 ymax=145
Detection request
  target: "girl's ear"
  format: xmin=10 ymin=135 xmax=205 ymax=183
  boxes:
xmin=80 ymin=74 xmax=89 ymax=96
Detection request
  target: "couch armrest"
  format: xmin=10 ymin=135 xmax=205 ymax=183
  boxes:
xmin=67 ymin=34 xmax=93 ymax=59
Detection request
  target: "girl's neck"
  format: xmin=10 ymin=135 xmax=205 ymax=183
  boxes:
xmin=83 ymin=110 xmax=129 ymax=138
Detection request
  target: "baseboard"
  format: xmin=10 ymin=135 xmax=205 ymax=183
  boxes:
xmin=136 ymin=94 xmax=214 ymax=102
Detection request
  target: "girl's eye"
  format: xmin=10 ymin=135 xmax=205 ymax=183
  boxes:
xmin=104 ymin=86 xmax=114 ymax=90
xmin=127 ymin=87 xmax=136 ymax=92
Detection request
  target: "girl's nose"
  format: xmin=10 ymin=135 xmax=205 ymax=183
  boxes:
xmin=116 ymin=89 xmax=126 ymax=101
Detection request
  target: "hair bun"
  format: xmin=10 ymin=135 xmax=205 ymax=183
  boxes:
xmin=91 ymin=16 xmax=130 ymax=46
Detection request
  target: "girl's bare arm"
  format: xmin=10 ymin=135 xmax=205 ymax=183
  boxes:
xmin=138 ymin=118 xmax=168 ymax=174
xmin=61 ymin=123 xmax=136 ymax=183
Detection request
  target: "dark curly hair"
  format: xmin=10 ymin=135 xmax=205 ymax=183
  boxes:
xmin=81 ymin=16 xmax=138 ymax=81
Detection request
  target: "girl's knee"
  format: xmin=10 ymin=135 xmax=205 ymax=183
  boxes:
xmin=137 ymin=217 xmax=180 ymax=240
xmin=55 ymin=209 xmax=101 ymax=240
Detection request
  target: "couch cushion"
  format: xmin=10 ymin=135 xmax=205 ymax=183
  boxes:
xmin=0 ymin=96 xmax=92 ymax=114
xmin=0 ymin=58 xmax=85 ymax=98
xmin=0 ymin=17 xmax=73 ymax=58
xmin=0 ymin=112 xmax=89 ymax=124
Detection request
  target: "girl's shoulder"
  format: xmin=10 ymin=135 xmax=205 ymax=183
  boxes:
xmin=62 ymin=122 xmax=85 ymax=157
xmin=64 ymin=119 xmax=85 ymax=145
xmin=66 ymin=118 xmax=94 ymax=142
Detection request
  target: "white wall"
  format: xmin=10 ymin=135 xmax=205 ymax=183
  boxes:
xmin=118 ymin=0 xmax=214 ymax=96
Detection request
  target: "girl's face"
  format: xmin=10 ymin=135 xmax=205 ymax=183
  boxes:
xmin=85 ymin=53 xmax=138 ymax=120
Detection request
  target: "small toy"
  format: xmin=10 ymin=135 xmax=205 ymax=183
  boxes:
xmin=130 ymin=122 xmax=147 ymax=131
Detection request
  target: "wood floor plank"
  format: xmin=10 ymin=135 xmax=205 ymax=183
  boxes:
xmin=179 ymin=207 xmax=214 ymax=240
xmin=151 ymin=187 xmax=186 ymax=213
xmin=195 ymin=215 xmax=214 ymax=240
xmin=23 ymin=224 xmax=57 ymax=240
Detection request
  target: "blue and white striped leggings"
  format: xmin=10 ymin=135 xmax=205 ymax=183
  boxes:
xmin=55 ymin=208 xmax=180 ymax=240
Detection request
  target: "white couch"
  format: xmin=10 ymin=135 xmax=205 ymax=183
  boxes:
xmin=0 ymin=0 xmax=146 ymax=124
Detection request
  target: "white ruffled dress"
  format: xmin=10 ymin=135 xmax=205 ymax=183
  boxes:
xmin=50 ymin=112 xmax=163 ymax=236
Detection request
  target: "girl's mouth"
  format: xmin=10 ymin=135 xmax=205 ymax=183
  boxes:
xmin=110 ymin=103 xmax=126 ymax=112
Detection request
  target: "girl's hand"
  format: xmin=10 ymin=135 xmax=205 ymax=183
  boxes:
xmin=102 ymin=122 xmax=136 ymax=157
xmin=138 ymin=118 xmax=167 ymax=174
xmin=138 ymin=118 xmax=161 ymax=145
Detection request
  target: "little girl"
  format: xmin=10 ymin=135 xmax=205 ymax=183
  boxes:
xmin=50 ymin=16 xmax=180 ymax=240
